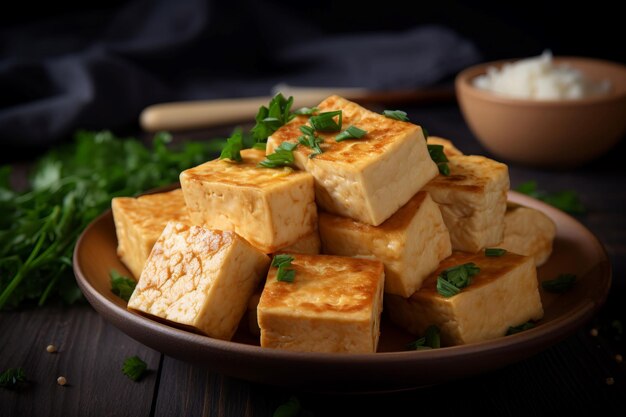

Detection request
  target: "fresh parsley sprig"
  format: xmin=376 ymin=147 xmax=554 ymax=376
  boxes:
xmin=110 ymin=269 xmax=136 ymax=302
xmin=436 ymin=263 xmax=480 ymax=298
xmin=122 ymin=356 xmax=147 ymax=381
xmin=258 ymin=142 xmax=297 ymax=168
xmin=219 ymin=128 xmax=244 ymax=162
xmin=251 ymin=93 xmax=295 ymax=147
xmin=0 ymin=131 xmax=218 ymax=310
xmin=0 ymin=367 xmax=27 ymax=389
xmin=515 ymin=181 xmax=585 ymax=214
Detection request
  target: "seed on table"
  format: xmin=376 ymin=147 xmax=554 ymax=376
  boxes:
xmin=46 ymin=344 xmax=57 ymax=353
xmin=57 ymin=376 xmax=67 ymax=386
xmin=590 ymin=328 xmax=599 ymax=337
xmin=606 ymin=377 xmax=615 ymax=386
xmin=615 ymin=354 xmax=623 ymax=363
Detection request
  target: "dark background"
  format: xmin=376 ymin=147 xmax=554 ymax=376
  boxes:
xmin=1 ymin=0 xmax=624 ymax=155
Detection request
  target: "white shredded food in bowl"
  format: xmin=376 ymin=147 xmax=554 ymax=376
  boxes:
xmin=473 ymin=51 xmax=611 ymax=100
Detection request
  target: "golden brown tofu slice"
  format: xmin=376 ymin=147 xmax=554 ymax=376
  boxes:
xmin=423 ymin=155 xmax=509 ymax=252
xmin=111 ymin=189 xmax=190 ymax=279
xmin=385 ymin=251 xmax=543 ymax=346
xmin=257 ymin=254 xmax=385 ymax=353
xmin=319 ymin=191 xmax=451 ymax=297
xmin=500 ymin=202 xmax=557 ymax=266
xmin=427 ymin=136 xmax=464 ymax=157
xmin=267 ymin=95 xmax=438 ymax=226
xmin=127 ymin=222 xmax=270 ymax=341
xmin=179 ymin=148 xmax=317 ymax=253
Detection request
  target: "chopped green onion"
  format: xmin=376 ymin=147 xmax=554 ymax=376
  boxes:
xmin=122 ymin=356 xmax=147 ymax=381
xmin=272 ymin=254 xmax=295 ymax=267
xmin=407 ymin=325 xmax=441 ymax=350
xmin=436 ymin=263 xmax=480 ymax=297
xmin=276 ymin=266 xmax=296 ymax=282
xmin=258 ymin=142 xmax=296 ymax=168
xmin=309 ymin=110 xmax=343 ymax=132
xmin=542 ymin=274 xmax=577 ymax=293
xmin=382 ymin=110 xmax=409 ymax=122
xmin=335 ymin=125 xmax=368 ymax=142
xmin=427 ymin=144 xmax=450 ymax=176
xmin=422 ymin=127 xmax=429 ymax=140
xmin=110 ymin=269 xmax=136 ymax=302
xmin=506 ymin=321 xmax=535 ymax=335
xmin=293 ymin=107 xmax=319 ymax=116
xmin=485 ymin=248 xmax=507 ymax=257
xmin=298 ymin=125 xmax=323 ymax=157
xmin=219 ymin=128 xmax=244 ymax=162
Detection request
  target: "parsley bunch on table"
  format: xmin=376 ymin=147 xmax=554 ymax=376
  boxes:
xmin=0 ymin=130 xmax=220 ymax=309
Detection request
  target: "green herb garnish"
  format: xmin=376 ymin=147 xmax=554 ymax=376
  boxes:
xmin=309 ymin=110 xmax=343 ymax=132
xmin=436 ymin=262 xmax=480 ymax=298
xmin=298 ymin=125 xmax=323 ymax=157
xmin=293 ymin=107 xmax=319 ymax=116
xmin=506 ymin=321 xmax=535 ymax=335
xmin=122 ymin=356 xmax=147 ymax=381
xmin=407 ymin=325 xmax=441 ymax=350
xmin=542 ymin=274 xmax=577 ymax=293
xmin=258 ymin=142 xmax=297 ymax=168
xmin=485 ymin=248 xmax=507 ymax=257
xmin=427 ymin=144 xmax=450 ymax=176
xmin=382 ymin=110 xmax=409 ymax=122
xmin=272 ymin=254 xmax=296 ymax=283
xmin=219 ymin=128 xmax=244 ymax=162
xmin=515 ymin=181 xmax=585 ymax=214
xmin=0 ymin=368 xmax=26 ymax=389
xmin=0 ymin=130 xmax=218 ymax=310
xmin=250 ymin=93 xmax=295 ymax=148
xmin=335 ymin=125 xmax=367 ymax=142
xmin=110 ymin=269 xmax=136 ymax=302
xmin=273 ymin=396 xmax=302 ymax=417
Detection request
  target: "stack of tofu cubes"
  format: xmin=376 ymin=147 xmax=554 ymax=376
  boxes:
xmin=113 ymin=95 xmax=544 ymax=353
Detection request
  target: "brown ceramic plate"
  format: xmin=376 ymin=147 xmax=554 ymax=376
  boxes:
xmin=74 ymin=190 xmax=611 ymax=392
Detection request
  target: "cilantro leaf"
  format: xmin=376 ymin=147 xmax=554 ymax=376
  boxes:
xmin=219 ymin=128 xmax=244 ymax=162
xmin=251 ymin=93 xmax=295 ymax=147
xmin=0 ymin=368 xmax=27 ymax=389
xmin=515 ymin=181 xmax=585 ymax=214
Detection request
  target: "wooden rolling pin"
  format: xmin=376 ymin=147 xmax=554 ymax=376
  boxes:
xmin=139 ymin=86 xmax=454 ymax=132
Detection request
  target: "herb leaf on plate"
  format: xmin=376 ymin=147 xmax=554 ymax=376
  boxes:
xmin=515 ymin=180 xmax=585 ymax=214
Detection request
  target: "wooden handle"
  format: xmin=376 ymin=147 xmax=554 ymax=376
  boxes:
xmin=139 ymin=87 xmax=454 ymax=132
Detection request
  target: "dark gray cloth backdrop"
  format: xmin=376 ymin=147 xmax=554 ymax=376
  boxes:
xmin=0 ymin=0 xmax=480 ymax=148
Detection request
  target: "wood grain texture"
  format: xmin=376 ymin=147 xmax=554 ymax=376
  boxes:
xmin=0 ymin=305 xmax=160 ymax=417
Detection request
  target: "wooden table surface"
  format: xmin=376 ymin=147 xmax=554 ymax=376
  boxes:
xmin=1 ymin=103 xmax=625 ymax=416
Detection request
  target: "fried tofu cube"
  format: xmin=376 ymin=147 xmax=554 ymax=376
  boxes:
xmin=180 ymin=148 xmax=317 ymax=253
xmin=257 ymin=254 xmax=385 ymax=353
xmin=112 ymin=189 xmax=190 ymax=279
xmin=127 ymin=222 xmax=270 ymax=341
xmin=423 ymin=155 xmax=509 ymax=252
xmin=319 ymin=191 xmax=451 ymax=297
xmin=427 ymin=136 xmax=464 ymax=157
xmin=385 ymin=251 xmax=543 ymax=345
xmin=267 ymin=95 xmax=438 ymax=226
xmin=274 ymin=229 xmax=321 ymax=255
xmin=499 ymin=203 xmax=557 ymax=266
